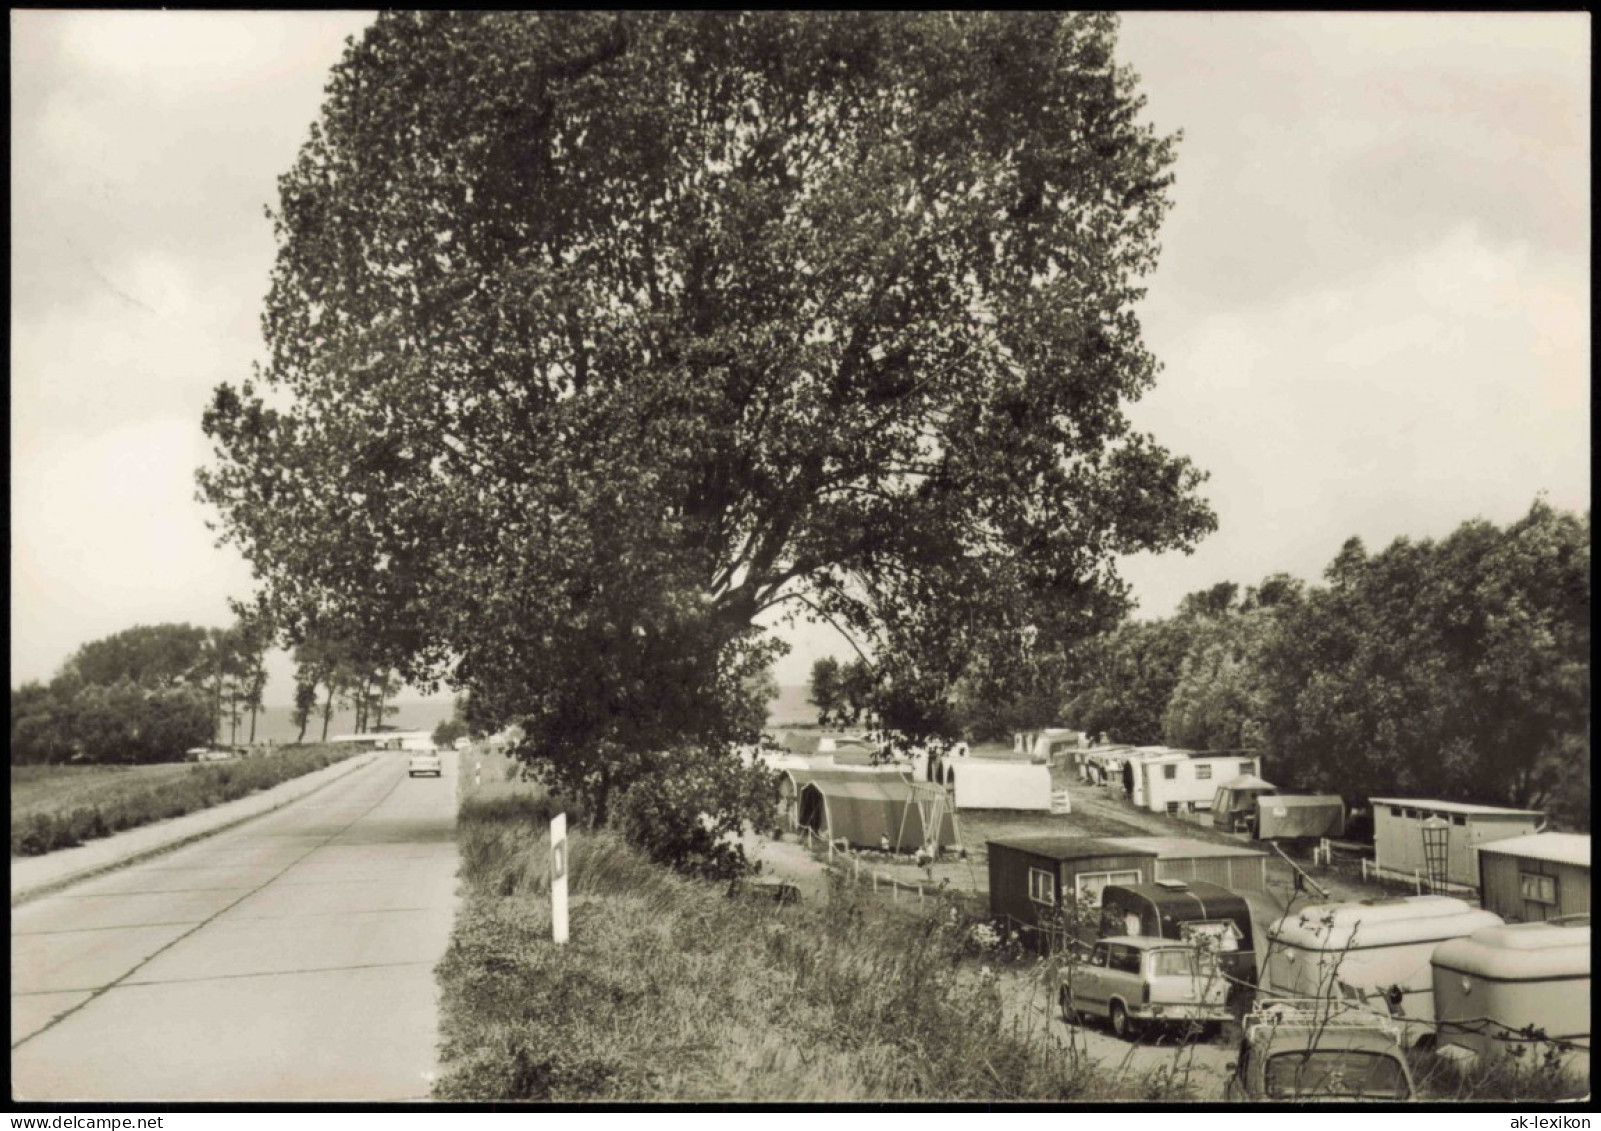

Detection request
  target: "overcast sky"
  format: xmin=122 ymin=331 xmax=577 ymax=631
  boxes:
xmin=10 ymin=12 xmax=1590 ymax=700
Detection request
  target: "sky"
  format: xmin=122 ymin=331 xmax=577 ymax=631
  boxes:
xmin=10 ymin=12 xmax=1590 ymax=701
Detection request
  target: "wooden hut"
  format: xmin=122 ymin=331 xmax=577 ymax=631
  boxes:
xmin=1102 ymin=836 xmax=1271 ymax=894
xmin=1369 ymin=798 xmax=1545 ymax=889
xmin=1476 ymin=833 xmax=1590 ymax=922
xmin=986 ymin=838 xmax=1159 ymax=949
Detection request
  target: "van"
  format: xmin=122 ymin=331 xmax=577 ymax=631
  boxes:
xmin=1263 ymin=895 xmax=1503 ymax=1043
xmin=1059 ymin=935 xmax=1232 ymax=1041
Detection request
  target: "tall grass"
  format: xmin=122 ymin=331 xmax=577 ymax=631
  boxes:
xmin=435 ymin=793 xmax=1126 ymax=1102
xmin=9 ymin=746 xmax=362 ymax=856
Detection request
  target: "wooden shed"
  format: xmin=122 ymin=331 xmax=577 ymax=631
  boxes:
xmin=1370 ymin=798 xmax=1545 ymax=889
xmin=986 ymin=838 xmax=1159 ymax=948
xmin=1102 ymin=836 xmax=1271 ymax=894
xmin=1476 ymin=833 xmax=1590 ymax=923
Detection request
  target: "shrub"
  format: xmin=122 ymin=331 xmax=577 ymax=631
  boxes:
xmin=613 ymin=744 xmax=778 ymax=880
xmin=10 ymin=746 xmax=359 ymax=856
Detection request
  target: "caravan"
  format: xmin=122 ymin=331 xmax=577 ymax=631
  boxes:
xmin=1263 ymin=896 xmax=1503 ymax=1042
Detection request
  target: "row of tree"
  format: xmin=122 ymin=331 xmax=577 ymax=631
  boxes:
xmin=1036 ymin=502 xmax=1588 ymax=828
xmin=10 ymin=615 xmax=413 ymax=764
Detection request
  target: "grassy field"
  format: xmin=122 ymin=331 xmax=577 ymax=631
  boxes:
xmin=12 ymin=763 xmax=197 ymax=822
xmin=9 ymin=746 xmax=361 ymax=856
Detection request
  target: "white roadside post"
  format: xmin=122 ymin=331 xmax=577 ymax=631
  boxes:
xmin=551 ymin=813 xmax=570 ymax=945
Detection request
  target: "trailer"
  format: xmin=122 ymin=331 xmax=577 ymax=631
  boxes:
xmin=1099 ymin=879 xmax=1260 ymax=989
xmin=1263 ymin=895 xmax=1504 ymax=1042
xmin=1431 ymin=916 xmax=1589 ymax=1075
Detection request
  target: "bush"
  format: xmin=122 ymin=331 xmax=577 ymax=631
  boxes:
xmin=613 ymin=744 xmax=778 ymax=881
xmin=10 ymin=746 xmax=360 ymax=856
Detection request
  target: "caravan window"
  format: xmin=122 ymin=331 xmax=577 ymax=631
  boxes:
xmin=1028 ymin=867 xmax=1056 ymax=907
xmin=1239 ymin=761 xmax=1255 ymax=775
xmin=1077 ymin=870 xmax=1142 ymax=908
xmin=1163 ymin=764 xmax=1178 ymax=780
xmin=1195 ymin=764 xmax=1212 ymax=780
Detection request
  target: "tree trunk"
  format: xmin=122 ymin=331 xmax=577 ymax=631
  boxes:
xmin=320 ymin=683 xmax=335 ymax=741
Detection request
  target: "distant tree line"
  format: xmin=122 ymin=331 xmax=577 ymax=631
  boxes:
xmin=10 ymin=621 xmax=268 ymax=764
xmin=813 ymin=501 xmax=1590 ymax=831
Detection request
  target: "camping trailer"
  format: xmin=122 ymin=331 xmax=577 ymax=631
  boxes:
xmin=1369 ymin=798 xmax=1545 ymax=890
xmin=1130 ymin=749 xmax=1262 ymax=814
xmin=1263 ymin=895 xmax=1504 ymax=1041
xmin=1431 ymin=916 xmax=1590 ymax=1074
xmin=948 ymin=760 xmax=1053 ymax=811
xmin=1098 ymin=880 xmax=1259 ymax=987
xmin=1212 ymin=775 xmax=1278 ymax=834
xmin=1254 ymin=794 xmax=1347 ymax=840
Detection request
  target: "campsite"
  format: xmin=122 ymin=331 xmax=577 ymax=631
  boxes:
xmin=746 ymin=725 xmax=1591 ymax=1099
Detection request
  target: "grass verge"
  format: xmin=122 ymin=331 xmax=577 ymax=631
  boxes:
xmin=433 ymin=793 xmax=1186 ymax=1102
xmin=10 ymin=746 xmax=361 ymax=856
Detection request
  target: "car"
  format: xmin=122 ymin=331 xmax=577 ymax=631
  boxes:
xmin=1059 ymin=935 xmax=1232 ymax=1041
xmin=1223 ymin=1000 xmax=1416 ymax=1101
xmin=187 ymin=746 xmax=236 ymax=763
xmin=453 ymin=737 xmax=471 ymax=751
xmin=408 ymin=750 xmax=443 ymax=777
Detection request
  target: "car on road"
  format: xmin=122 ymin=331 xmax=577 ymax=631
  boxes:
xmin=1223 ymin=1001 xmax=1416 ymax=1101
xmin=1060 ymin=935 xmax=1232 ymax=1041
xmin=408 ymin=749 xmax=443 ymax=778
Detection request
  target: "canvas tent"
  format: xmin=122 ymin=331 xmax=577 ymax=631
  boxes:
xmin=948 ymin=760 xmax=1052 ymax=811
xmin=1254 ymin=794 xmax=1346 ymax=839
xmin=796 ymin=777 xmax=958 ymax=851
xmin=1211 ymin=774 xmax=1277 ymax=834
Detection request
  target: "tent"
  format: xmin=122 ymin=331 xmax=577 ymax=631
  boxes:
xmin=1255 ymin=794 xmax=1346 ymax=839
xmin=797 ymin=777 xmax=958 ymax=851
xmin=949 ymin=760 xmax=1053 ymax=811
xmin=1212 ymin=774 xmax=1278 ymax=834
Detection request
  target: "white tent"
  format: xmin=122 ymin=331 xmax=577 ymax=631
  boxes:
xmin=949 ymin=760 xmax=1053 ymax=811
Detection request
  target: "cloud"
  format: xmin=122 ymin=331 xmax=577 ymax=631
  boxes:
xmin=1121 ymin=220 xmax=1589 ymax=616
xmin=10 ymin=417 xmax=257 ymax=683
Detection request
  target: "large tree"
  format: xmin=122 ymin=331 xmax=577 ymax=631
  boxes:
xmin=199 ymin=12 xmax=1212 ymax=819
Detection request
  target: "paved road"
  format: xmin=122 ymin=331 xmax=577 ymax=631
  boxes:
xmin=11 ymin=752 xmax=459 ymax=1102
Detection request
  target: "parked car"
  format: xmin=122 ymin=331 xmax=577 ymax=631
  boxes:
xmin=453 ymin=736 xmax=471 ymax=751
xmin=1059 ymin=935 xmax=1232 ymax=1040
xmin=1224 ymin=1001 xmax=1416 ymax=1101
xmin=187 ymin=746 xmax=239 ymax=763
xmin=408 ymin=750 xmax=443 ymax=778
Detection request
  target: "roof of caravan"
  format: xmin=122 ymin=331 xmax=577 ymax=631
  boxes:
xmin=1369 ymin=798 xmax=1545 ymax=817
xmin=1475 ymin=832 xmax=1590 ymax=866
xmin=1103 ymin=836 xmax=1267 ymax=860
xmin=798 ymin=777 xmax=915 ymax=803
xmin=1432 ymin=918 xmax=1591 ymax=980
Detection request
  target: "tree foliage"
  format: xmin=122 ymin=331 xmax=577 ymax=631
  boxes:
xmin=1059 ymin=503 xmax=1589 ymax=829
xmin=198 ymin=12 xmax=1212 ymax=822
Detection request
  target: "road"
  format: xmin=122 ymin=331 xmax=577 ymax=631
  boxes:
xmin=11 ymin=751 xmax=459 ymax=1102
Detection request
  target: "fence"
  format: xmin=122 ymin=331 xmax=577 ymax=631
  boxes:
xmin=795 ymin=824 xmax=979 ymax=910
